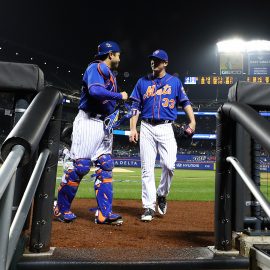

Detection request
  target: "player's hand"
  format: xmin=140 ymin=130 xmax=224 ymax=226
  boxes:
xmin=129 ymin=129 xmax=138 ymax=144
xmin=189 ymin=121 xmax=196 ymax=132
xmin=120 ymin=91 xmax=128 ymax=100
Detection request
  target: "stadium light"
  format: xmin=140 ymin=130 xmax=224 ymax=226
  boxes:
xmin=217 ymin=39 xmax=270 ymax=53
xmin=246 ymin=40 xmax=270 ymax=52
xmin=216 ymin=39 xmax=246 ymax=53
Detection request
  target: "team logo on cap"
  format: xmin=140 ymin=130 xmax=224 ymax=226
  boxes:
xmin=153 ymin=50 xmax=160 ymax=55
xmin=105 ymin=43 xmax=112 ymax=48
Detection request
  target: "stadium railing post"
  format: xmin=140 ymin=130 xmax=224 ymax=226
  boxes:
xmin=29 ymin=100 xmax=62 ymax=252
xmin=214 ymin=107 xmax=234 ymax=251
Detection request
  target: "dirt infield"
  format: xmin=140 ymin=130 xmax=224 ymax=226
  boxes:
xmin=51 ymin=199 xmax=214 ymax=249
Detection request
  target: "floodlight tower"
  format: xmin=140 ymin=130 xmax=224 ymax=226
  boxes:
xmin=216 ymin=39 xmax=245 ymax=75
xmin=246 ymin=40 xmax=270 ymax=76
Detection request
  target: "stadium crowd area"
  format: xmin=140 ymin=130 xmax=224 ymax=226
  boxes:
xmin=112 ymin=135 xmax=216 ymax=158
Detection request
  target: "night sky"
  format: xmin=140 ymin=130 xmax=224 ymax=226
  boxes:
xmin=1 ymin=0 xmax=270 ymax=78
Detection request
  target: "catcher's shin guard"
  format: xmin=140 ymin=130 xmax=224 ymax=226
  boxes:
xmin=56 ymin=158 xmax=91 ymax=217
xmin=93 ymin=154 xmax=123 ymax=224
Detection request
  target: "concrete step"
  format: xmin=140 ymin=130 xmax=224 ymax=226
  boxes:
xmin=16 ymin=247 xmax=249 ymax=270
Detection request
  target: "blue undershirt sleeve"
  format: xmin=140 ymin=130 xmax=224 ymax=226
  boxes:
xmin=180 ymin=100 xmax=191 ymax=108
xmin=89 ymin=85 xmax=122 ymax=101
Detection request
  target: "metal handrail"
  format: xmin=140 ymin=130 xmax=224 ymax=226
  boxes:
xmin=6 ymin=148 xmax=50 ymax=269
xmin=0 ymin=146 xmax=50 ymax=270
xmin=0 ymin=145 xmax=25 ymax=270
xmin=0 ymin=145 xmax=25 ymax=199
xmin=226 ymin=156 xmax=270 ymax=218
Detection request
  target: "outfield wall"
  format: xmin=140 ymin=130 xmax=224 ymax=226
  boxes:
xmin=113 ymin=155 xmax=216 ymax=170
xmin=58 ymin=154 xmax=269 ymax=171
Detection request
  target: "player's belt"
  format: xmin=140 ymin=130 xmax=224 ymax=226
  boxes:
xmin=142 ymin=118 xmax=172 ymax=125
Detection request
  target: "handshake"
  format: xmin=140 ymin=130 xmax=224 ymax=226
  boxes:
xmin=172 ymin=123 xmax=195 ymax=140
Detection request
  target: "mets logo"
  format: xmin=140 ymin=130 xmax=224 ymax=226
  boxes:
xmin=143 ymin=84 xmax=172 ymax=99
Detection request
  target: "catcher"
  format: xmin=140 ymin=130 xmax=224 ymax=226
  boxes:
xmin=53 ymin=40 xmax=128 ymax=225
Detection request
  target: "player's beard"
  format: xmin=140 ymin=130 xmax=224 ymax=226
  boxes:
xmin=111 ymin=60 xmax=120 ymax=70
xmin=151 ymin=60 xmax=163 ymax=73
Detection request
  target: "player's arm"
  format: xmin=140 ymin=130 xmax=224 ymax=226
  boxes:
xmin=129 ymin=79 xmax=142 ymax=143
xmin=130 ymin=114 xmax=139 ymax=143
xmin=177 ymin=80 xmax=196 ymax=131
xmin=85 ymin=63 xmax=128 ymax=101
xmin=183 ymin=103 xmax=196 ymax=131
xmin=129 ymin=102 xmax=140 ymax=144
xmin=89 ymin=85 xmax=128 ymax=101
xmin=129 ymin=100 xmax=140 ymax=143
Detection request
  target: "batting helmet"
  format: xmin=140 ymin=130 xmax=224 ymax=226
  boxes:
xmin=95 ymin=41 xmax=121 ymax=57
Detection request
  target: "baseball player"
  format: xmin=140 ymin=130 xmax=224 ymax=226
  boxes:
xmin=129 ymin=49 xmax=196 ymax=221
xmin=54 ymin=41 xmax=128 ymax=225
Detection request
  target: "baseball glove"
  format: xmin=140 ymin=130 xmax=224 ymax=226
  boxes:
xmin=172 ymin=123 xmax=195 ymax=140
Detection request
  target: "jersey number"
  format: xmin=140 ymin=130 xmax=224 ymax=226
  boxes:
xmin=162 ymin=98 xmax=175 ymax=109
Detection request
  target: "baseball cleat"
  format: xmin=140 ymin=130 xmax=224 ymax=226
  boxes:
xmin=157 ymin=195 xmax=167 ymax=215
xmin=95 ymin=211 xmax=123 ymax=225
xmin=104 ymin=218 xmax=123 ymax=226
xmin=53 ymin=203 xmax=77 ymax=223
xmin=95 ymin=218 xmax=123 ymax=226
xmin=141 ymin=208 xmax=155 ymax=222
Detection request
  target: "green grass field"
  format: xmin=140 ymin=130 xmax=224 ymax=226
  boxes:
xmin=55 ymin=166 xmax=270 ymax=201
xmin=55 ymin=166 xmax=216 ymax=201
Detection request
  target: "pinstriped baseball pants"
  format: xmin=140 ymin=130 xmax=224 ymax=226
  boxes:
xmin=140 ymin=121 xmax=177 ymax=211
xmin=70 ymin=110 xmax=113 ymax=162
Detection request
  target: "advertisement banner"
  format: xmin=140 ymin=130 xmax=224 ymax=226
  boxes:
xmin=260 ymin=157 xmax=270 ymax=172
xmin=114 ymin=159 xmax=141 ymax=167
xmin=248 ymin=53 xmax=270 ymax=75
xmin=176 ymin=155 xmax=215 ymax=162
xmin=114 ymin=156 xmax=269 ymax=171
xmin=260 ymin=164 xmax=270 ymax=172
xmin=220 ymin=53 xmax=243 ymax=75
xmin=175 ymin=162 xmax=214 ymax=170
xmin=113 ymin=158 xmax=215 ymax=170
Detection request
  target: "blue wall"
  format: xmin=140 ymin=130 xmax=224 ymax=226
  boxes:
xmin=114 ymin=155 xmax=215 ymax=170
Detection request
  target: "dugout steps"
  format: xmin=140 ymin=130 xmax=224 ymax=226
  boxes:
xmin=2 ymin=63 xmax=270 ymax=269
xmin=16 ymin=246 xmax=249 ymax=270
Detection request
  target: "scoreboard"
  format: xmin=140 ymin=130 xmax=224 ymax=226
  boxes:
xmin=184 ymin=76 xmax=235 ymax=85
xmin=184 ymin=76 xmax=270 ymax=85
xmin=246 ymin=76 xmax=270 ymax=83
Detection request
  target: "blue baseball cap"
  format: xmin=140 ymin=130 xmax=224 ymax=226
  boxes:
xmin=148 ymin=49 xmax=168 ymax=61
xmin=95 ymin=41 xmax=121 ymax=57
